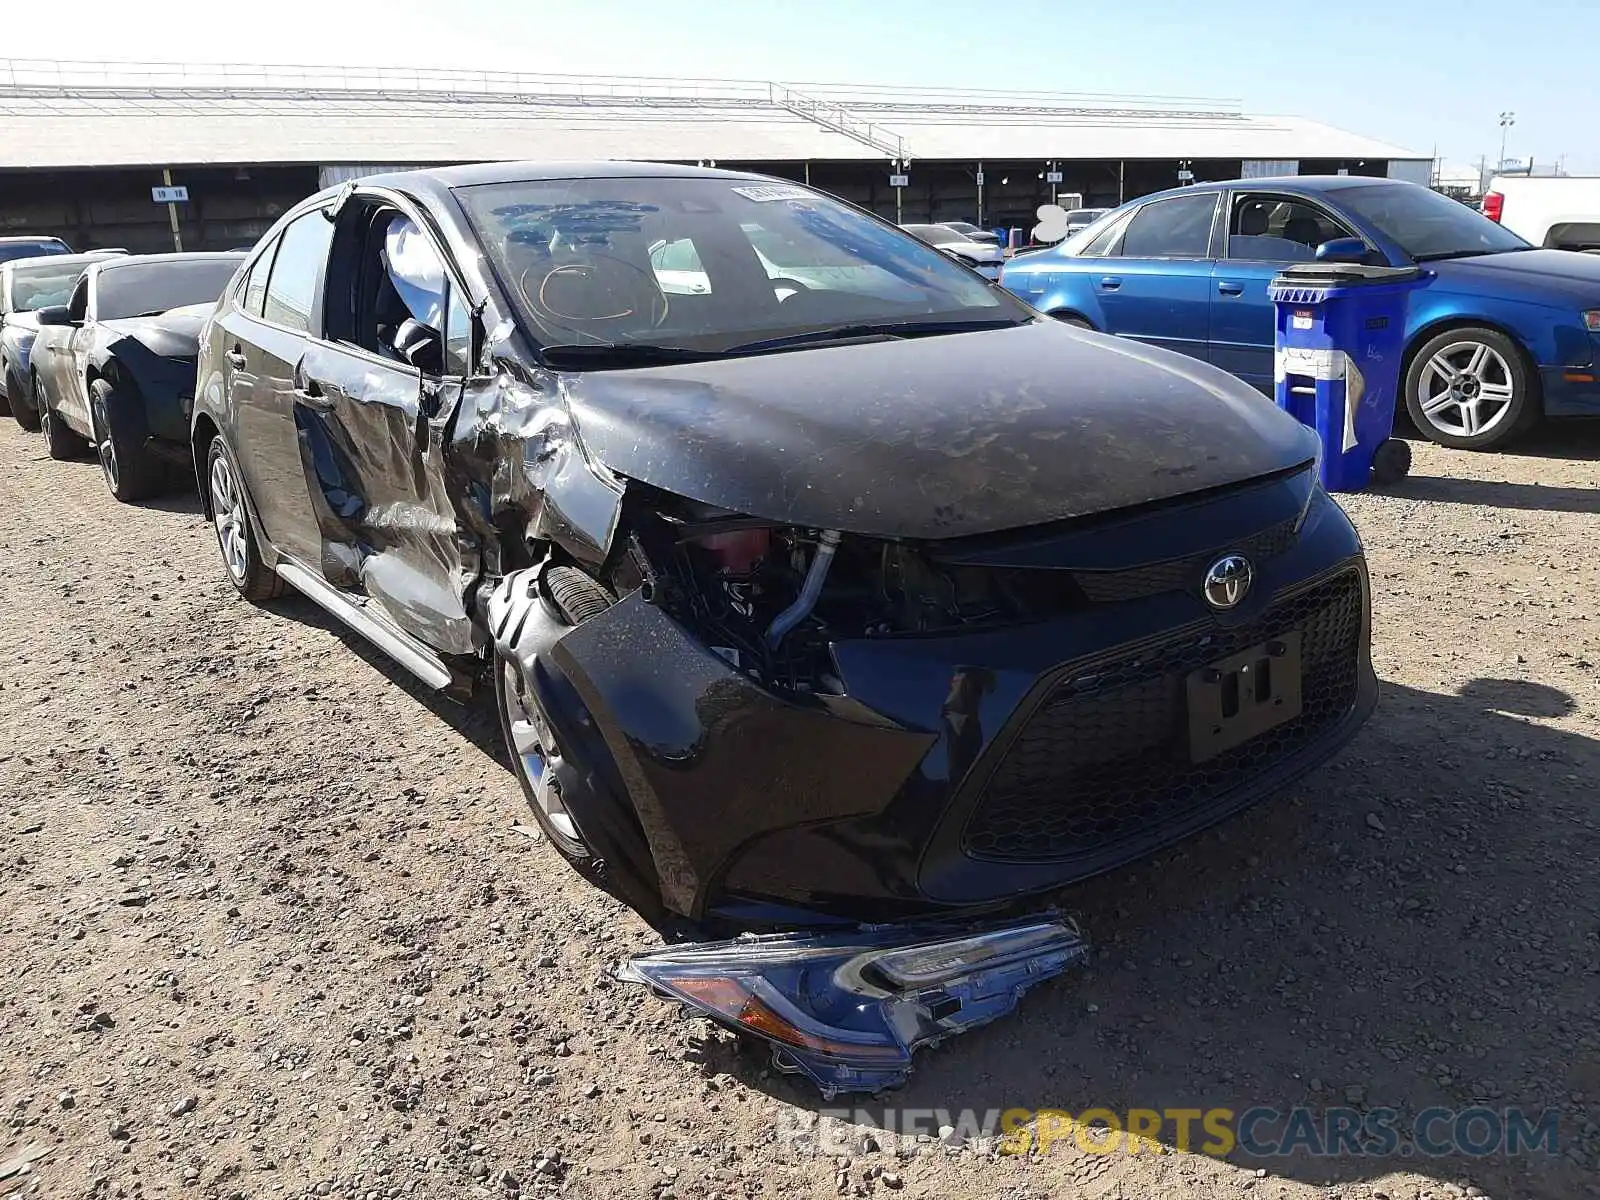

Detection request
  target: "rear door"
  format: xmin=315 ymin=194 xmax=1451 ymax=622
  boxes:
xmin=1091 ymin=190 xmax=1219 ymax=361
xmin=1210 ymin=191 xmax=1363 ymax=391
xmin=216 ymin=205 xmax=335 ymax=569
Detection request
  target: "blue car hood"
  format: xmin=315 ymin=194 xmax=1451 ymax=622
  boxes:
xmin=1432 ymin=249 xmax=1600 ymax=303
xmin=563 ymin=321 xmax=1318 ymax=540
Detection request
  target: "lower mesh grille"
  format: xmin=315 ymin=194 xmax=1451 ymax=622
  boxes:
xmin=963 ymin=570 xmax=1364 ymax=863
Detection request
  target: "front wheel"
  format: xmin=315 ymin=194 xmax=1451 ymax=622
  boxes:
xmin=205 ymin=434 xmax=282 ymax=602
xmin=1404 ymin=327 xmax=1538 ymax=451
xmin=40 ymin=396 xmax=90 ymax=460
xmin=90 ymin=378 xmax=164 ymax=502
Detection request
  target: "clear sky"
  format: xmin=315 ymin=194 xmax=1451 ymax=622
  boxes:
xmin=58 ymin=0 xmax=1595 ymax=173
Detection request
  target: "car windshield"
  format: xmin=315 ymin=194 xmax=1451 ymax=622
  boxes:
xmin=96 ymin=258 xmax=242 ymax=320
xmin=0 ymin=240 xmax=69 ymax=265
xmin=903 ymin=224 xmax=965 ymax=245
xmin=9 ymin=262 xmax=93 ymax=312
xmin=1329 ymin=183 xmax=1530 ymax=260
xmin=456 ymin=177 xmax=1021 ymax=354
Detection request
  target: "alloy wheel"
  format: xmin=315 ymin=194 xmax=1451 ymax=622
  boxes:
xmin=1415 ymin=340 xmax=1517 ymax=440
xmin=498 ymin=657 xmax=587 ymax=857
xmin=209 ymin=453 xmax=249 ymax=582
xmin=91 ymin=394 xmax=120 ymax=493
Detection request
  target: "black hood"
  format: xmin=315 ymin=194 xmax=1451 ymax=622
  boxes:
xmin=561 ymin=321 xmax=1318 ymax=540
xmin=101 ymin=302 xmax=209 ymax=359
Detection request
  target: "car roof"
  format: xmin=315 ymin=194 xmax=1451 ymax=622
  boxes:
xmin=361 ymin=159 xmax=773 ymax=191
xmin=1128 ymin=175 xmax=1398 ymax=206
xmin=0 ymin=235 xmax=68 ymax=245
xmin=4 ymin=250 xmax=122 ymax=273
xmin=94 ymin=251 xmax=247 ymax=273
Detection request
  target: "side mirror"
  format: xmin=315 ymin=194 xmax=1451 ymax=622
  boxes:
xmin=393 ymin=318 xmax=443 ymax=374
xmin=34 ymin=305 xmax=73 ymax=327
xmin=1315 ymin=237 xmax=1371 ymax=265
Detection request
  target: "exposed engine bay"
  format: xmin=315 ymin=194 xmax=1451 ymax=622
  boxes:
xmin=609 ymin=490 xmax=1083 ymax=694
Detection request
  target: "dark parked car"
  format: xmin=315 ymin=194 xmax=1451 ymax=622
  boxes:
xmin=0 ymin=235 xmax=72 ymax=264
xmin=195 ymin=161 xmax=1375 ymax=931
xmin=1000 ymin=176 xmax=1600 ymax=450
xmin=899 ymin=223 xmax=1006 ymax=278
xmin=30 ymin=252 xmax=244 ymax=499
xmin=1 ymin=250 xmax=127 ymax=427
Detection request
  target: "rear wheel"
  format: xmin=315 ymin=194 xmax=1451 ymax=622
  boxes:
xmin=40 ymin=395 xmax=89 ymax=460
xmin=1052 ymin=312 xmax=1094 ymax=330
xmin=90 ymin=377 xmax=164 ymax=502
xmin=206 ymin=434 xmax=282 ymax=602
xmin=9 ymin=369 xmax=39 ymax=431
xmin=1404 ymin=326 xmax=1538 ymax=451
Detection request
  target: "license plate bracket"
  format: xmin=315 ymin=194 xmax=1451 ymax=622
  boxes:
xmin=1186 ymin=632 xmax=1303 ymax=763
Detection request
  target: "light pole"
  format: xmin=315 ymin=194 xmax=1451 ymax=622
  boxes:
xmin=1498 ymin=111 xmax=1516 ymax=170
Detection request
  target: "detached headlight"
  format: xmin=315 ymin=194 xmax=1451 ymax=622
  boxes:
xmin=1582 ymin=310 xmax=1600 ymax=332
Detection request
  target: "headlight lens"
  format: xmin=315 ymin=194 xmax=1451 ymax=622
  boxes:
xmin=1583 ymin=310 xmax=1600 ymax=332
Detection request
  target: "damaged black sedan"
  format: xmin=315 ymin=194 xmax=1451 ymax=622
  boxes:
xmin=197 ymin=162 xmax=1376 ymax=937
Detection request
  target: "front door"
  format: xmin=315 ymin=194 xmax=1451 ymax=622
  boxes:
xmin=1093 ymin=190 xmax=1220 ymax=362
xmin=1210 ymin=192 xmax=1364 ymax=392
xmin=295 ymin=194 xmax=480 ymax=655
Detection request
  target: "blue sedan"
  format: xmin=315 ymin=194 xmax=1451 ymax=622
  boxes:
xmin=999 ymin=176 xmax=1600 ymax=450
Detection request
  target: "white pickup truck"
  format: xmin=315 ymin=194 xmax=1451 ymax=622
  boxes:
xmin=1481 ymin=175 xmax=1600 ymax=252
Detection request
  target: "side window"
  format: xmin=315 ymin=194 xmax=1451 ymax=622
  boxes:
xmin=263 ymin=209 xmax=334 ymax=334
xmin=1076 ymin=209 xmax=1136 ymax=258
xmin=241 ymin=239 xmax=278 ymax=317
xmin=444 ymin=282 xmax=472 ymax=376
xmin=1116 ymin=193 xmax=1219 ymax=259
xmin=1226 ymin=195 xmax=1356 ymax=262
xmin=66 ymin=278 xmax=89 ymax=322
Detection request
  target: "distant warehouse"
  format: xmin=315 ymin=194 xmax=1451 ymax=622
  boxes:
xmin=0 ymin=59 xmax=1430 ymax=251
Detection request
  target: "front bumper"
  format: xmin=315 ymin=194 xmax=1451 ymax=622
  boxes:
xmin=1539 ymin=363 xmax=1600 ymax=417
xmin=499 ymin=475 xmax=1375 ymax=925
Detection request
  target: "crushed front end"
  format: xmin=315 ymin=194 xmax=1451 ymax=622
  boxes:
xmin=490 ymin=458 xmax=1375 ymax=926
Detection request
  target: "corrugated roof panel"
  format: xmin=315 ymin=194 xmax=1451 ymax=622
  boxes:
xmin=0 ymin=79 xmax=1425 ymax=169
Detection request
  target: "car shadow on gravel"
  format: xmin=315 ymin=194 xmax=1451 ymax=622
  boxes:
xmin=261 ymin=591 xmax=508 ymax=767
xmin=1384 ymin=474 xmax=1600 ymax=514
xmin=723 ymin=676 xmax=1596 ymax=1199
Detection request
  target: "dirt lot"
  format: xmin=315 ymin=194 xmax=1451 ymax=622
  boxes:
xmin=2 ymin=417 xmax=1598 ymax=1200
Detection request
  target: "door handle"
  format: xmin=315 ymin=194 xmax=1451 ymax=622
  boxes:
xmin=291 ymin=364 xmax=335 ymax=411
xmin=225 ymin=347 xmax=247 ymax=369
xmin=1217 ymin=281 xmax=1245 ymax=296
xmin=294 ymin=383 xmax=336 ymax=412
xmin=1098 ymin=276 xmax=1122 ymax=290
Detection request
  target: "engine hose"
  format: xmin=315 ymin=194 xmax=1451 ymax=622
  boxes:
xmin=764 ymin=529 xmax=842 ymax=649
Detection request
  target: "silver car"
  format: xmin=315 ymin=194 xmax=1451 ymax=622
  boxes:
xmin=899 ymin=224 xmax=1006 ymax=279
xmin=1 ymin=250 xmax=126 ymax=428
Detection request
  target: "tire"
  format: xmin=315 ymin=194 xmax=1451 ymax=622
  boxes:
xmin=40 ymin=394 xmax=90 ymax=460
xmin=8 ymin=368 xmax=39 ymax=431
xmin=205 ymin=434 xmax=283 ymax=602
xmin=1404 ymin=326 xmax=1539 ymax=451
xmin=89 ymin=377 xmax=165 ymax=503
xmin=0 ymin=361 xmax=10 ymax=419
xmin=492 ymin=566 xmax=664 ymax=921
xmin=1052 ymin=312 xmax=1094 ymax=330
xmin=545 ymin=565 xmax=615 ymax=624
xmin=1370 ymin=437 xmax=1412 ymax=486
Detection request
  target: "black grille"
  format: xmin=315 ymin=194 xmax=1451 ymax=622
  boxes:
xmin=1072 ymin=518 xmax=1300 ymax=604
xmin=963 ymin=569 xmax=1363 ymax=862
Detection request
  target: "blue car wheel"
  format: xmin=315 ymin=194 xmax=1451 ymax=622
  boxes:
xmin=1402 ymin=326 xmax=1538 ymax=452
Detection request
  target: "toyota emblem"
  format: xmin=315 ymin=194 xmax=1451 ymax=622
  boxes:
xmin=1202 ymin=555 xmax=1254 ymax=610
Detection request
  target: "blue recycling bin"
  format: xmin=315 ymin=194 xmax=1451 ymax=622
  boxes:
xmin=1268 ymin=263 xmax=1424 ymax=492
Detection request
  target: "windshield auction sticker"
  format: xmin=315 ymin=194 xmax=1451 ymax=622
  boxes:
xmin=731 ymin=185 xmax=814 ymax=203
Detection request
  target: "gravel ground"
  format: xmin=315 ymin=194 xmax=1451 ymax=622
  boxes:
xmin=2 ymin=417 xmax=1598 ymax=1200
